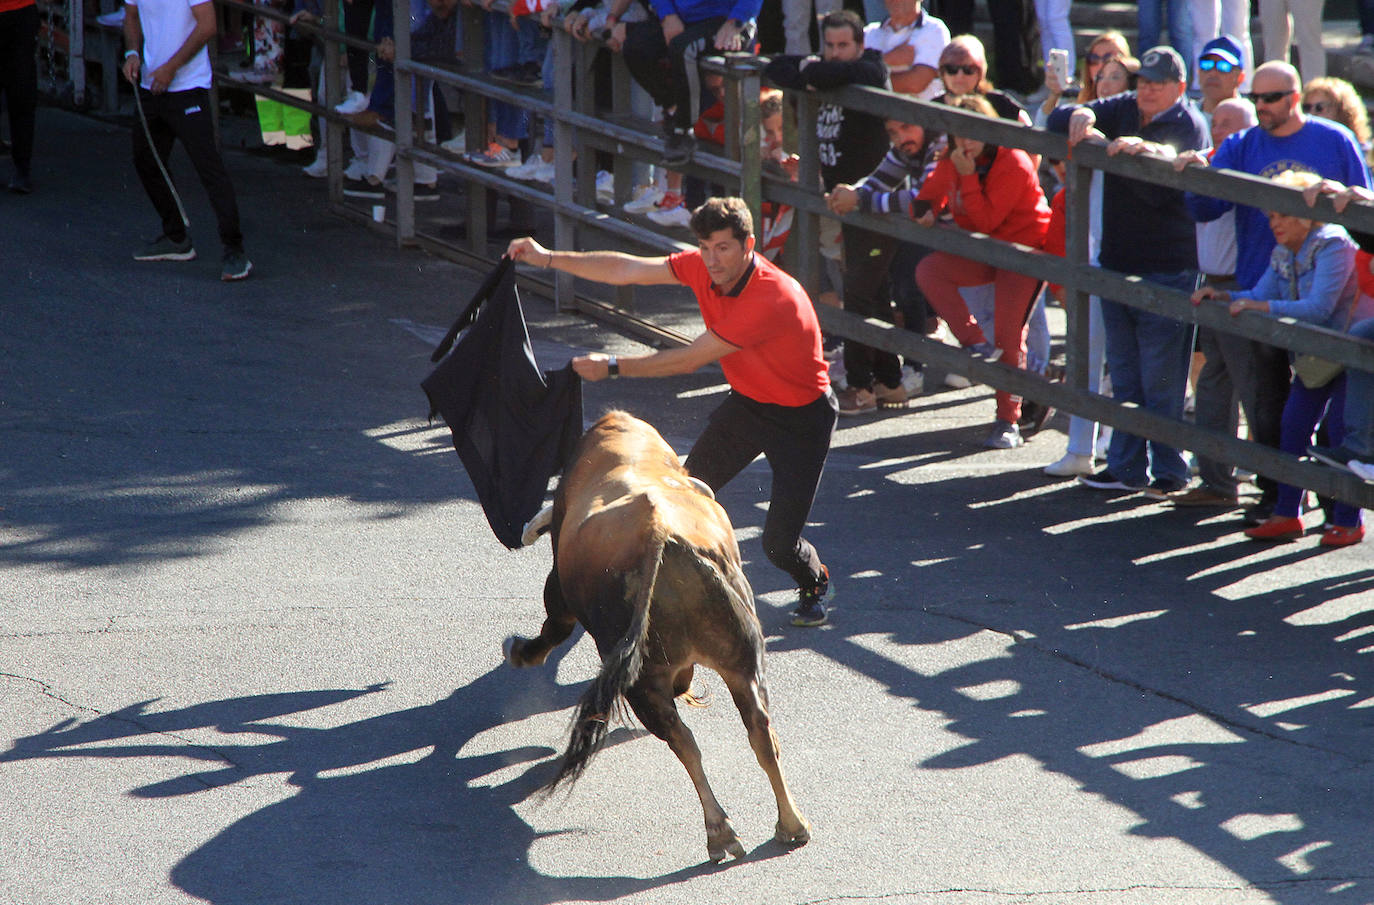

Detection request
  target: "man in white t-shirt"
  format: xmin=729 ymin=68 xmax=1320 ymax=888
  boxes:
xmin=862 ymin=0 xmax=947 ymax=100
xmin=122 ymin=0 xmax=251 ymax=280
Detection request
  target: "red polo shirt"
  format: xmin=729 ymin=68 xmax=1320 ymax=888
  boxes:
xmin=668 ymin=249 xmax=829 ymax=407
xmin=0 ymin=0 xmax=36 ymax=11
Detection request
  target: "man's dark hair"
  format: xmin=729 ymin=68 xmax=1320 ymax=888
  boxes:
xmin=819 ymin=9 xmax=864 ymax=44
xmin=689 ymin=196 xmax=754 ymax=243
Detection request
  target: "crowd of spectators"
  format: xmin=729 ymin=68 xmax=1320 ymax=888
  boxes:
xmin=187 ymin=0 xmax=1374 ymax=544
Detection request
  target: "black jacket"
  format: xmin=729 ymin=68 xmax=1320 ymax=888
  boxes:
xmin=765 ymin=49 xmax=891 ymax=190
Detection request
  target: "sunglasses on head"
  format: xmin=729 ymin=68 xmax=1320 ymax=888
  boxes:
xmin=1085 ymin=51 xmax=1116 ymax=64
xmin=941 ymin=64 xmax=980 ymax=76
xmin=1303 ymin=100 xmax=1329 ymax=114
xmin=1247 ymin=89 xmax=1294 ymax=105
xmin=1197 ymin=57 xmax=1237 ymax=73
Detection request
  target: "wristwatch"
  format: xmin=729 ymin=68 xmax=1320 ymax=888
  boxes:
xmin=607 ymin=356 xmax=620 ymax=378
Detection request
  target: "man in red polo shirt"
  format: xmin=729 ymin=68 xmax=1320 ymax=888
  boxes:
xmin=507 ymin=197 xmax=838 ymax=626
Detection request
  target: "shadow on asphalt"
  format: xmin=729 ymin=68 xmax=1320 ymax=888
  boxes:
xmin=5 ymin=108 xmax=1373 ymax=903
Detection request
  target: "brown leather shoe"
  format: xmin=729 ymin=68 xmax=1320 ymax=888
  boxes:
xmin=1169 ymin=486 xmax=1240 ymax=507
xmin=872 ymin=381 xmax=908 ymax=408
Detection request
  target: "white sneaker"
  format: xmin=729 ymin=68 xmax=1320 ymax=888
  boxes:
xmin=900 ymin=364 xmax=923 ymax=396
xmin=943 ymin=372 xmax=973 ymax=389
xmin=624 ymin=184 xmax=666 ymax=214
xmin=1044 ymin=452 xmax=1095 ymax=477
xmin=526 ymin=160 xmax=556 ymax=184
xmin=343 ymin=157 xmax=369 ymax=181
xmin=506 ymin=156 xmax=543 ymax=179
xmin=647 ymin=202 xmax=692 ymax=228
xmin=596 ymin=170 xmax=615 ymax=202
xmin=439 ymin=135 xmax=466 ymax=155
xmin=302 ymin=154 xmax=328 ymax=178
xmin=334 ymin=91 xmax=368 ymax=115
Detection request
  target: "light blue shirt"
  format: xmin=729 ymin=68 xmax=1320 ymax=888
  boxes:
xmin=1243 ymin=223 xmax=1359 ymax=331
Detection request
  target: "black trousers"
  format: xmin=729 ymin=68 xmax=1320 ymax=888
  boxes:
xmin=0 ymin=3 xmax=38 ymax=179
xmin=622 ymin=17 xmax=737 ymax=132
xmin=133 ymin=87 xmax=244 ymax=251
xmin=684 ymin=388 xmax=837 ymax=591
xmin=841 ymin=225 xmax=903 ymax=390
xmin=342 ymin=0 xmax=375 ymax=95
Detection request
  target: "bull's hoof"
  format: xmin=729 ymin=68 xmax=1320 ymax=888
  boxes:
xmin=707 ymin=838 xmax=747 ymax=863
xmin=775 ymin=817 xmax=812 ymax=847
xmin=706 ymin=822 xmax=746 ymax=862
xmin=504 ymin=636 xmax=533 ymax=667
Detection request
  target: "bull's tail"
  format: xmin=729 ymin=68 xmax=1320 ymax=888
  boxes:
xmin=543 ymin=530 xmax=666 ymax=794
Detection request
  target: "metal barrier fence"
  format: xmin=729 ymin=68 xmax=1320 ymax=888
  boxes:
xmin=208 ymin=0 xmax=1374 ymax=510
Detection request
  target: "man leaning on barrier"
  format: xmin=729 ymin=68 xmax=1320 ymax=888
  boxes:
xmin=1174 ymin=60 xmax=1371 ymax=523
xmin=1047 ymin=45 xmax=1209 ymax=498
xmin=506 ymin=197 xmax=840 ymax=627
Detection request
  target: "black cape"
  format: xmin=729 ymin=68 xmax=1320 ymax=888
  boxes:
xmin=421 ymin=258 xmax=583 ymax=549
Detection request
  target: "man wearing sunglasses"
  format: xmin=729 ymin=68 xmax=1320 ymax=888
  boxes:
xmin=1176 ymin=60 xmax=1370 ymax=522
xmin=1196 ymin=35 xmax=1245 ymax=118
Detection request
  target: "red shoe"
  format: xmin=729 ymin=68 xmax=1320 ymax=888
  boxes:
xmin=1244 ymin=515 xmax=1305 ymax=541
xmin=1320 ymin=524 xmax=1365 ymax=547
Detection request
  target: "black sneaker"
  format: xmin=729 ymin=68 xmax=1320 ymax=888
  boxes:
xmin=8 ymin=173 xmax=33 ymax=194
xmin=791 ymin=567 xmax=833 ymax=627
xmin=1078 ymin=468 xmax=1146 ymax=491
xmin=133 ymin=234 xmax=196 ymax=262
xmin=221 ymin=249 xmax=253 ymax=281
xmin=342 ymin=177 xmax=385 ymax=199
xmin=662 ymin=129 xmax=696 ymax=168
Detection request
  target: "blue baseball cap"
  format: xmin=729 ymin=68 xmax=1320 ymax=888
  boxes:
xmin=1199 ymin=35 xmax=1244 ymax=67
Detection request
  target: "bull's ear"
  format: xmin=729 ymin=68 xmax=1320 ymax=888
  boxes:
xmin=521 ymin=505 xmax=554 ymax=546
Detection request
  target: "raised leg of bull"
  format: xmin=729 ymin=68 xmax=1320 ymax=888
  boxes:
xmin=626 ymin=682 xmax=746 ymax=863
xmin=726 ymin=676 xmax=811 ymax=848
xmin=506 ymin=570 xmax=577 ymax=668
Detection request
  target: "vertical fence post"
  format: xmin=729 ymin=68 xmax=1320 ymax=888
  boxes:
xmin=572 ymin=37 xmax=596 ymax=212
xmin=790 ymin=91 xmax=822 ymax=297
xmin=733 ymin=55 xmax=762 ymax=235
xmin=463 ymin=3 xmax=488 ymax=252
xmin=323 ymin=9 xmax=345 ymax=202
xmin=1063 ymin=157 xmax=1094 ymax=391
xmin=392 ymin=0 xmax=415 ymax=243
xmin=552 ymin=24 xmax=576 ymax=311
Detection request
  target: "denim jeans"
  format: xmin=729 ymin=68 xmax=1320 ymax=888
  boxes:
xmin=1344 ymin=317 xmax=1374 ymax=458
xmin=1100 ymin=270 xmax=1198 ymax=486
xmin=1275 ymin=375 xmax=1361 ymax=527
xmin=484 ymin=12 xmax=528 ymax=140
xmin=1137 ymin=0 xmax=1193 ymax=60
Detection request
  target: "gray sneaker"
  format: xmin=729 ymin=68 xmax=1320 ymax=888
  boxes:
xmin=983 ymin=419 xmax=1023 ymax=449
xmin=221 ymin=249 xmax=253 ymax=281
xmin=134 ymin=234 xmax=196 ymax=262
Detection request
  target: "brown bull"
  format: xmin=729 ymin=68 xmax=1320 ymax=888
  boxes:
xmin=506 ymin=410 xmax=811 ymax=862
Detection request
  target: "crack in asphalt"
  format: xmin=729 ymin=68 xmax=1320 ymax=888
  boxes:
xmin=0 ymin=671 xmax=244 ymax=782
xmin=924 ymin=607 xmax=1371 ymax=767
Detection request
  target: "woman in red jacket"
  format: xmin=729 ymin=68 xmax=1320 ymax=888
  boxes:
xmin=0 ymin=0 xmax=37 ymax=192
xmin=914 ymin=93 xmax=1051 ymax=448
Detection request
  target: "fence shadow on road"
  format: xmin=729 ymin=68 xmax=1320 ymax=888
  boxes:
xmin=732 ymin=421 xmax=1374 ymax=903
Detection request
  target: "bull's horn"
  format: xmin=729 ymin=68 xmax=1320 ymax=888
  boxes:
xmin=688 ymin=477 xmax=715 ymax=500
xmin=521 ymin=505 xmax=554 ymax=546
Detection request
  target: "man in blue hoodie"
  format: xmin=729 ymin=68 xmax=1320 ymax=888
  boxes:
xmin=621 ymin=0 xmax=760 ymax=166
xmin=1175 ymin=59 xmax=1370 ymax=521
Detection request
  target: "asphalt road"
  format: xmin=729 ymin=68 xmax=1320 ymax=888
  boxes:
xmin=2 ymin=108 xmax=1373 ymax=905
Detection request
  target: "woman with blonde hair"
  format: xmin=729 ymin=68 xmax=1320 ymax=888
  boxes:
xmin=1192 ymin=169 xmax=1372 ymax=547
